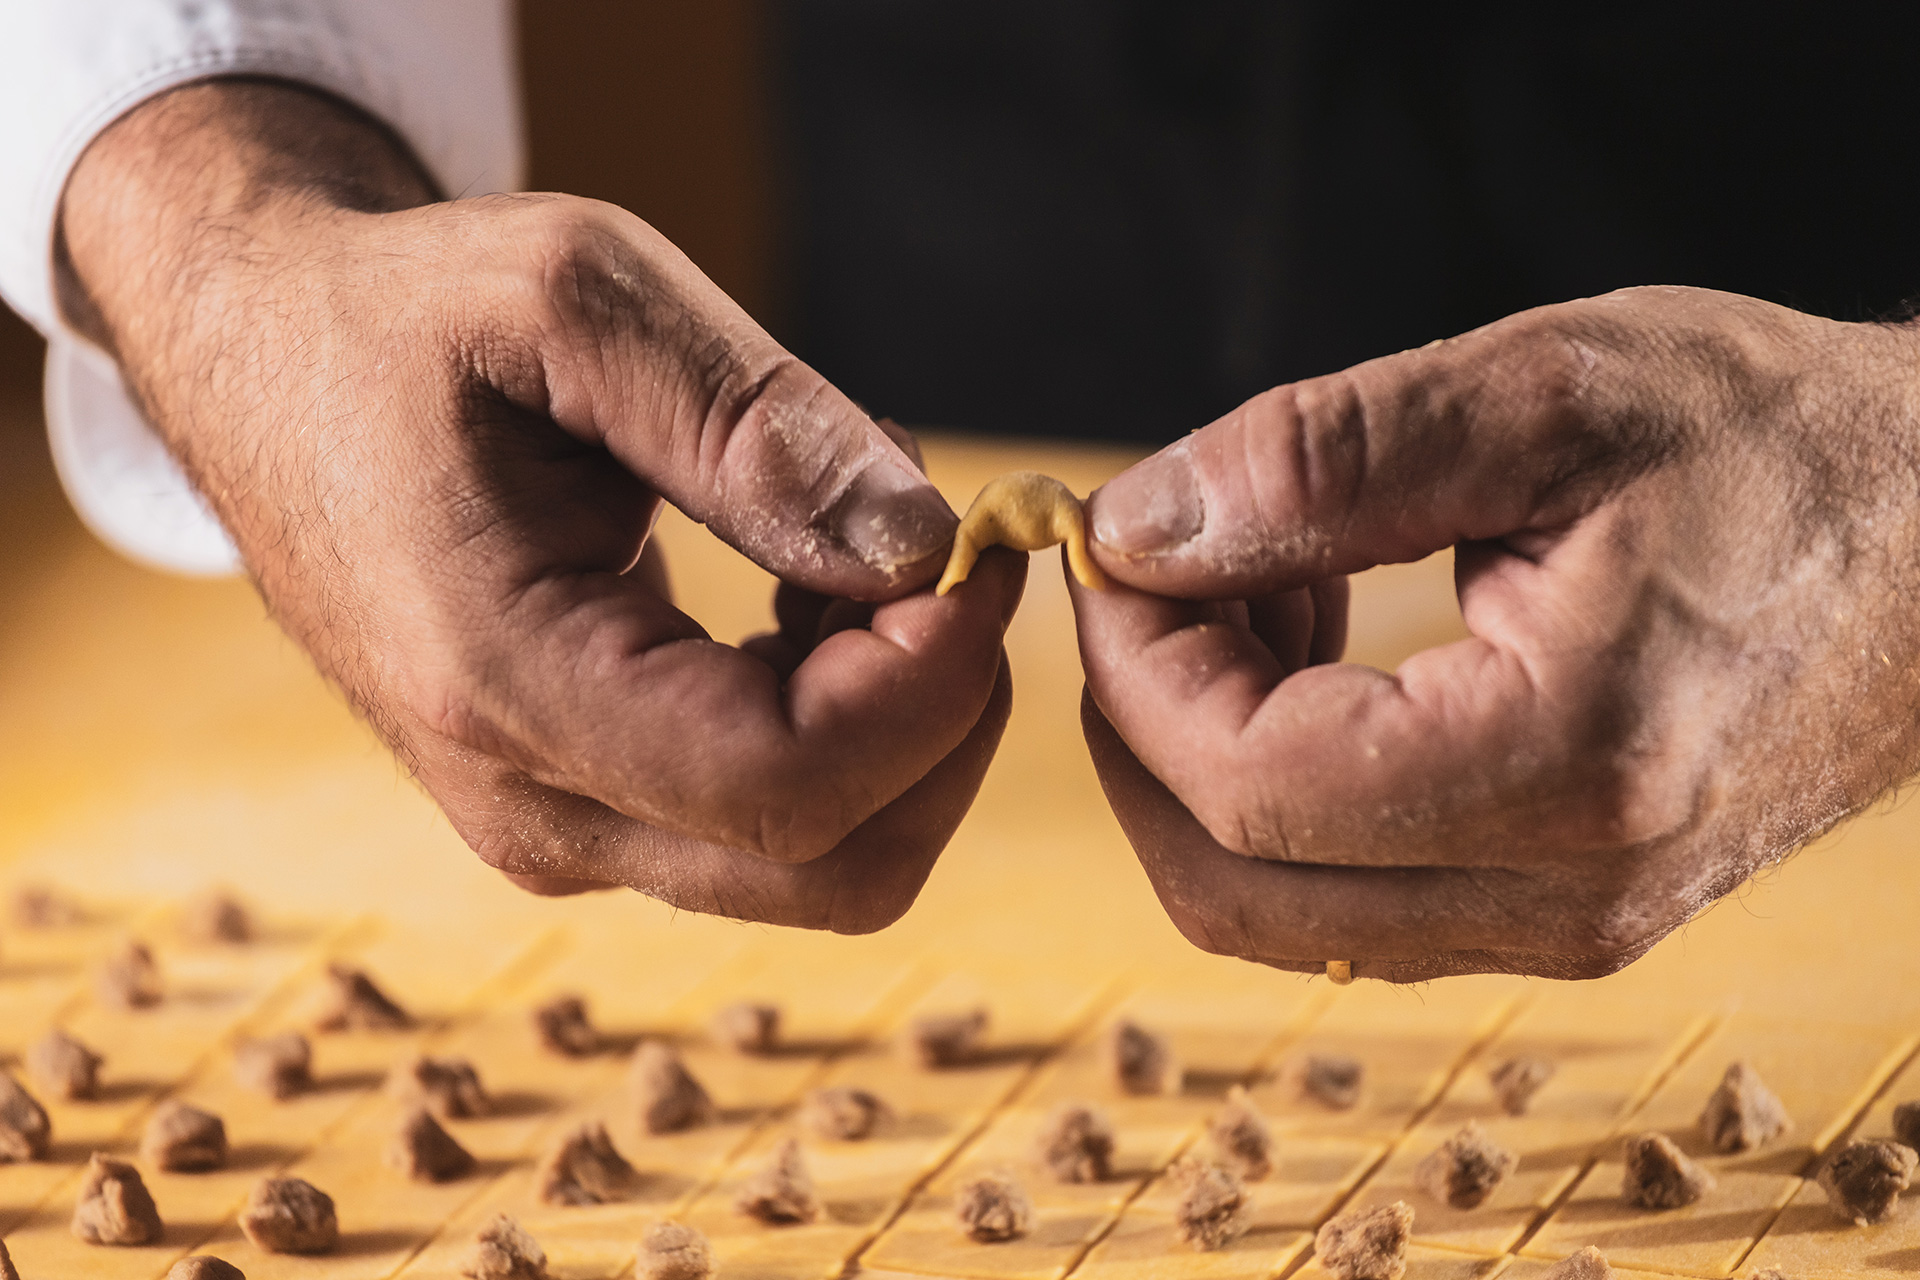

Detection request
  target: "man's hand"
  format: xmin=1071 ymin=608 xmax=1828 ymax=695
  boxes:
xmin=1072 ymin=285 xmax=1920 ymax=981
xmin=62 ymin=81 xmax=1023 ymax=929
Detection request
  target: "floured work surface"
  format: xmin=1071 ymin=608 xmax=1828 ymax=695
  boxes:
xmin=0 ymin=424 xmax=1918 ymax=1279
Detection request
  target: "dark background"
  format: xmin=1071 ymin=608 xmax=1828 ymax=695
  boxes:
xmin=7 ymin=3 xmax=1920 ymax=442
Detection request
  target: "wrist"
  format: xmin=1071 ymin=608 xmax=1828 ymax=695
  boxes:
xmin=59 ymin=79 xmax=435 ymax=413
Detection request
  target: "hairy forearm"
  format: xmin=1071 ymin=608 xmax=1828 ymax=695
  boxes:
xmin=59 ymin=80 xmax=435 ymax=410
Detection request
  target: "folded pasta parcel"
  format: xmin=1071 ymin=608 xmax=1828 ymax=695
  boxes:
xmin=937 ymin=471 xmax=1106 ymax=594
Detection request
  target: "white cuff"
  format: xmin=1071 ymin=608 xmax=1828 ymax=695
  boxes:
xmin=0 ymin=0 xmax=524 ymax=575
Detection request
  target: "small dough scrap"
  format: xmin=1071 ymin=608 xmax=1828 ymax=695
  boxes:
xmin=167 ymin=1257 xmax=245 ymax=1280
xmin=1748 ymin=1270 xmax=1789 ymax=1280
xmin=1541 ymin=1245 xmax=1614 ymax=1279
xmin=1817 ymin=1139 xmax=1917 ymax=1225
xmin=537 ymin=1121 xmax=636 ymax=1205
xmin=143 ymin=1099 xmax=229 ymax=1172
xmin=1414 ymin=1120 xmax=1516 ymax=1210
xmin=629 ymin=1041 xmax=714 ymax=1134
xmin=388 ymin=1054 xmax=491 ymax=1119
xmin=461 ymin=1212 xmax=547 ymax=1279
xmin=182 ymin=889 xmax=252 ymax=944
xmin=1172 ymin=1157 xmax=1250 ymax=1251
xmin=98 ymin=939 xmax=162 ymax=1009
xmin=234 ymin=1032 xmax=312 ymax=1099
xmin=532 ymin=995 xmax=598 ymax=1056
xmin=1036 ymin=1102 xmax=1115 ymax=1183
xmin=639 ymin=1221 xmax=715 ymax=1280
xmin=314 ymin=962 xmax=410 ymax=1031
xmin=711 ymin=1001 xmax=781 ymax=1054
xmin=1621 ymin=1132 xmax=1715 ymax=1209
xmin=802 ymin=1086 xmax=889 ymax=1141
xmin=908 ymin=1008 xmax=987 ymax=1069
xmin=1208 ymin=1085 xmax=1273 ymax=1181
xmin=1489 ymin=1057 xmax=1556 ymax=1116
xmin=1291 ymin=1052 xmax=1364 ymax=1110
xmin=0 ymin=1072 xmax=51 ymax=1161
xmin=239 ymin=1177 xmax=338 ymax=1254
xmin=937 ymin=471 xmax=1106 ymax=595
xmin=28 ymin=1027 xmax=103 ymax=1101
xmin=72 ymin=1152 xmax=163 ymax=1245
xmin=1699 ymin=1061 xmax=1791 ymax=1153
xmin=388 ymin=1105 xmax=476 ymax=1182
xmin=955 ymin=1170 xmax=1033 ymax=1243
xmin=734 ymin=1137 xmax=818 ymax=1224
xmin=1314 ymin=1199 xmax=1414 ymax=1280
xmin=12 ymin=883 xmax=81 ymax=927
xmin=1106 ymin=1019 xmax=1181 ymax=1096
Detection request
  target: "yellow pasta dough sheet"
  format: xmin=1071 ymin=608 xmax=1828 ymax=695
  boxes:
xmin=6 ymin=432 xmax=1920 ymax=1280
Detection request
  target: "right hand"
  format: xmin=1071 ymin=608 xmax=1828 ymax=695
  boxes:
xmin=61 ymin=81 xmax=1024 ymax=930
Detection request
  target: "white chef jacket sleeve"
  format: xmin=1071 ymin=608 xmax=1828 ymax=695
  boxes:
xmin=0 ymin=0 xmax=525 ymax=575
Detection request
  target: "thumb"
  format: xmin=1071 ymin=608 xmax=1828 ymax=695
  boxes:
xmin=1085 ymin=308 xmax=1630 ymax=598
xmin=518 ymin=200 xmax=954 ymax=601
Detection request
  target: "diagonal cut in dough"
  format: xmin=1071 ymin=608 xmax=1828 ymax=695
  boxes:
xmin=936 ymin=471 xmax=1107 ymax=595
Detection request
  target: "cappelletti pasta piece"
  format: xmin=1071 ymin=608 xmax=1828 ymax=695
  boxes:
xmin=936 ymin=472 xmax=1106 ymax=595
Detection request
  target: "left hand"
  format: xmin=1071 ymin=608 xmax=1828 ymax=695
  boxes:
xmin=1071 ymin=286 xmax=1920 ymax=982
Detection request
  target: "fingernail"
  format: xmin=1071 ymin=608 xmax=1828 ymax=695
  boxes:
xmin=1092 ymin=440 xmax=1204 ymax=556
xmin=829 ymin=460 xmax=957 ymax=575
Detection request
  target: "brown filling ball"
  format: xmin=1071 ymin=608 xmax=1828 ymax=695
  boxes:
xmin=1698 ymin=1062 xmax=1791 ymax=1153
xmin=532 ymin=994 xmax=598 ymax=1056
xmin=1172 ymin=1158 xmax=1250 ymax=1251
xmin=238 ymin=1176 xmax=338 ymax=1254
xmin=1290 ymin=1053 xmax=1364 ymax=1111
xmin=27 ymin=1027 xmax=103 ymax=1102
xmin=1035 ymin=1102 xmax=1115 ymax=1183
xmin=72 ymin=1153 xmax=163 ymax=1246
xmin=142 ymin=1099 xmax=229 ymax=1172
xmin=1488 ymin=1057 xmax=1556 ymax=1116
xmin=460 ymin=1213 xmax=548 ymax=1279
xmin=182 ymin=889 xmax=253 ymax=944
xmin=233 ymin=1031 xmax=312 ymax=1100
xmin=801 ymin=1085 xmax=890 ymax=1141
xmin=1207 ymin=1085 xmax=1273 ymax=1181
xmin=387 ymin=1054 xmax=491 ymax=1119
xmin=166 ymin=1258 xmax=245 ymax=1280
xmin=638 ymin=1222 xmax=716 ymax=1280
xmin=1105 ymin=1020 xmax=1181 ymax=1096
xmin=1818 ymin=1139 xmax=1918 ymax=1226
xmin=711 ymin=1001 xmax=781 ymax=1054
xmin=313 ymin=963 xmax=410 ymax=1031
xmin=1414 ymin=1121 xmax=1516 ymax=1210
xmin=0 ymin=1072 xmax=51 ymax=1162
xmin=97 ymin=939 xmax=162 ymax=1010
xmin=628 ymin=1041 xmax=714 ymax=1134
xmin=387 ymin=1105 xmax=476 ymax=1183
xmin=536 ymin=1121 xmax=636 ymax=1206
xmin=908 ymin=1008 xmax=988 ymax=1069
xmin=1620 ymin=1132 xmax=1715 ymax=1210
xmin=1540 ymin=1245 xmax=1615 ymax=1279
xmin=955 ymin=1171 xmax=1033 ymax=1243
xmin=1314 ymin=1200 xmax=1414 ymax=1280
xmin=734 ymin=1137 xmax=819 ymax=1225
